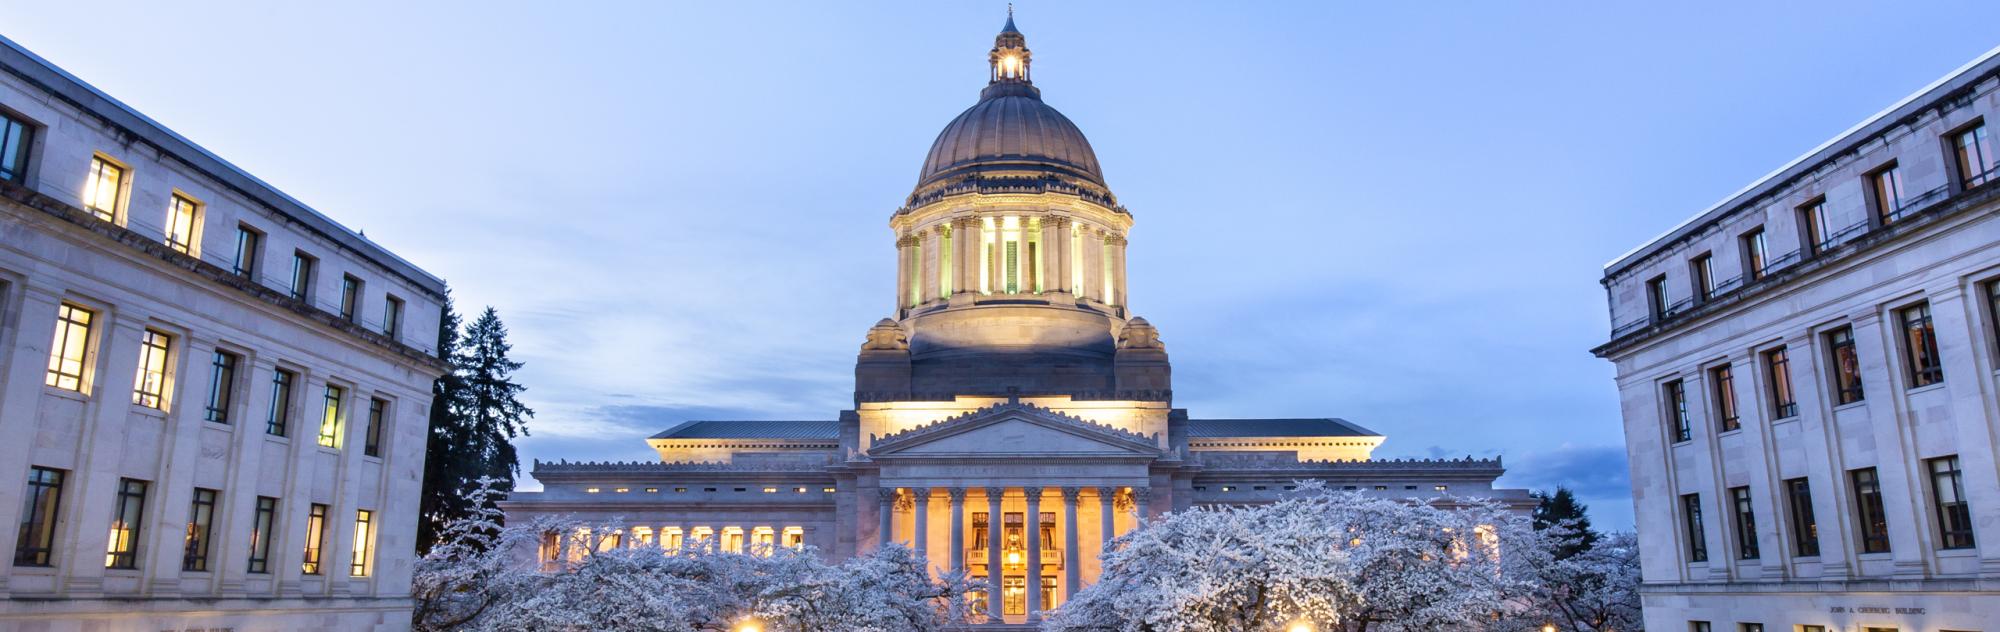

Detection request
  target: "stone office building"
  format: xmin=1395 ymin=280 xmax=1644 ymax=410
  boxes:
xmin=1594 ymin=46 xmax=2000 ymax=631
xmin=502 ymin=17 xmax=1531 ymax=628
xmin=0 ymin=34 xmax=447 ymax=630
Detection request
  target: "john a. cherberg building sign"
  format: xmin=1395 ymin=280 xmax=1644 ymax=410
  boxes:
xmin=502 ymin=16 xmax=1531 ymax=627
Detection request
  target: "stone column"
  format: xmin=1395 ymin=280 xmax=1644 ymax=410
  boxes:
xmin=1053 ymin=217 xmax=1073 ymax=294
xmin=948 ymin=488 xmax=968 ymax=571
xmin=911 ymin=488 xmax=931 ymax=560
xmin=1022 ymin=487 xmax=1045 ymax=623
xmin=1107 ymin=232 xmax=1128 ymax=307
xmin=954 ymin=218 xmax=979 ymax=297
xmin=983 ymin=487 xmax=1004 ymax=620
xmin=1081 ymin=227 xmax=1103 ymax=302
xmin=1926 ymin=285 xmax=2000 ymax=572
xmin=1096 ymin=486 xmax=1116 ymax=548
xmin=1850 ymin=310 xmax=1929 ymax=577
xmin=1060 ymin=487 xmax=1081 ymax=599
xmin=923 ymin=228 xmax=943 ymax=302
xmin=876 ymin=488 xmax=897 ymax=551
xmin=1132 ymin=487 xmax=1151 ymax=525
xmin=896 ymin=233 xmax=915 ymax=308
xmin=1041 ymin=216 xmax=1065 ymax=294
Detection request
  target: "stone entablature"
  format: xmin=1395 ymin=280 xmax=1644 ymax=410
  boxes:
xmin=867 ymin=400 xmax=1160 ymax=454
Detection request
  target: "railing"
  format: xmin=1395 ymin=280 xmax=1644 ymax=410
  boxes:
xmin=1881 ymin=184 xmax=1949 ymax=225
xmin=967 ymin=547 xmax=1063 ymax=568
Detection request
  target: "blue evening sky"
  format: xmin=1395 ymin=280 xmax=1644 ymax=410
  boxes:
xmin=8 ymin=1 xmax=2000 ymax=529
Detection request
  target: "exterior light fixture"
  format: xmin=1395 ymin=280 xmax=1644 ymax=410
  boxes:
xmin=1287 ymin=620 xmax=1313 ymax=632
xmin=1541 ymin=626 xmax=1557 ymax=632
xmin=735 ymin=619 xmax=763 ymax=632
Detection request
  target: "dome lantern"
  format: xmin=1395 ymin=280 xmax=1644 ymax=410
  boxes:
xmin=989 ymin=7 xmax=1032 ymax=88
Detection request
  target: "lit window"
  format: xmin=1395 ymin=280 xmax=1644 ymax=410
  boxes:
xmin=1663 ymin=379 xmax=1690 ymax=443
xmin=14 ymin=467 xmax=64 ymax=566
xmin=1433 ymin=485 xmax=1447 ymax=492
xmin=44 ymin=303 xmax=94 ymax=392
xmin=1682 ymin=493 xmax=1708 ymax=562
xmin=722 ymin=528 xmax=743 ymax=553
xmin=1784 ymin=477 xmax=1818 ymax=557
xmin=822 ymin=487 xmax=836 ymax=493
xmin=183 ymin=488 xmax=218 ymax=571
xmin=317 ymin=385 xmax=344 ymax=448
xmin=266 ymin=369 xmax=296 ymax=437
xmin=1800 ymin=199 xmax=1831 ymax=255
xmin=614 ymin=488 xmax=629 ymax=493
xmin=1709 ymin=365 xmax=1738 ymax=433
xmin=364 ymin=398 xmax=386 ymax=457
xmin=644 ymin=488 xmax=658 ymax=493
xmin=1740 ymin=227 xmax=1768 ymax=281
xmin=204 ymin=351 xmax=239 ymax=424
xmin=1900 ymin=302 xmax=1943 ymax=387
xmin=383 ymin=296 xmax=404 ymax=339
xmin=1871 ymin=164 xmax=1906 ymax=224
xmin=1765 ymin=347 xmax=1797 ymax=419
xmin=1851 ymin=468 xmax=1890 ymax=553
xmin=83 ymin=156 xmax=123 ymax=222
xmin=290 ymin=251 xmax=315 ymax=302
xmin=752 ymin=527 xmax=775 ymax=556
xmin=132 ymin=329 xmax=172 ymax=410
xmin=795 ymin=487 xmax=807 ymax=493
xmin=351 ymin=509 xmax=374 ymax=576
xmin=339 ymin=275 xmax=362 ymax=323
xmin=1825 ymin=327 xmax=1863 ymax=405
xmin=763 ymin=487 xmax=778 ymax=493
xmin=301 ymin=503 xmax=328 ymax=574
xmin=232 ymin=226 xmax=261 ymax=278
xmin=105 ymin=478 xmax=148 ymax=569
xmin=585 ymin=488 xmax=600 ymax=493
xmin=0 ymin=110 xmax=31 ymax=183
xmin=1929 ymin=456 xmax=1974 ymax=549
xmin=1954 ymin=123 xmax=1995 ymax=188
xmin=1729 ymin=486 xmax=1758 ymax=560
xmin=165 ymin=193 xmax=200 ymax=255
xmin=782 ymin=526 xmax=805 ymax=549
xmin=246 ymin=496 xmax=277 ymax=573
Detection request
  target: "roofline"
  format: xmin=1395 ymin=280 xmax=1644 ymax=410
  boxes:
xmin=0 ymin=33 xmax=447 ymax=297
xmin=1602 ymin=42 xmax=2000 ymax=276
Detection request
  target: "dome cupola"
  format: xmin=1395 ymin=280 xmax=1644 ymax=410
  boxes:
xmin=914 ymin=12 xmax=1108 ymax=195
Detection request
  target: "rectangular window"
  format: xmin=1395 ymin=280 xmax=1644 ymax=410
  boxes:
xmin=105 ymin=478 xmax=147 ymax=569
xmin=383 ymin=296 xmax=404 ymax=339
xmin=1003 ymin=576 xmax=1026 ymax=615
xmin=1711 ymin=365 xmax=1739 ymax=432
xmin=318 ymin=385 xmax=344 ymax=448
xmin=266 ymin=369 xmax=295 ymax=437
xmin=1730 ymin=486 xmax=1759 ymax=560
xmin=1852 ymin=468 xmax=1891 ymax=554
xmin=165 ymin=193 xmax=200 ymax=255
xmin=1738 ymin=625 xmax=1763 ymax=632
xmin=1954 ymin=122 xmax=1994 ymax=188
xmin=183 ymin=488 xmax=217 ymax=572
xmin=204 ymin=350 xmax=238 ymax=423
xmin=1929 ymin=455 xmax=1974 ymax=549
xmin=351 ymin=509 xmax=373 ymax=576
xmin=1682 ymin=493 xmax=1708 ymax=562
xmin=290 ymin=251 xmax=315 ymax=302
xmin=1785 ymin=477 xmax=1820 ymax=557
xmin=1690 ymin=623 xmax=1711 ymax=632
xmin=132 ymin=329 xmax=172 ymax=409
xmin=1664 ymin=379 xmax=1691 ymax=443
xmin=339 ymin=275 xmax=362 ymax=323
xmin=45 ymin=302 xmax=94 ymax=391
xmin=1765 ymin=347 xmax=1797 ymax=419
xmin=14 ymin=467 xmax=65 ymax=566
xmin=1741 ymin=227 xmax=1768 ymax=281
xmin=247 ymin=496 xmax=277 ymax=573
xmin=1827 ymin=327 xmax=1864 ymax=404
xmin=1801 ymin=199 xmax=1832 ymax=255
xmin=232 ymin=225 xmax=261 ymax=278
xmin=1690 ymin=253 xmax=1715 ymax=302
xmin=302 ymin=503 xmax=328 ymax=574
xmin=1871 ymin=164 xmax=1907 ymax=225
xmin=364 ymin=398 xmax=386 ymax=457
xmin=1900 ymin=302 xmax=1943 ymax=387
xmin=83 ymin=156 xmax=123 ymax=222
xmin=0 ymin=109 xmax=31 ymax=183
xmin=1647 ymin=275 xmax=1670 ymax=320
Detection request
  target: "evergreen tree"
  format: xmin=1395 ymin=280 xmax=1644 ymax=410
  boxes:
xmin=417 ymin=301 xmax=533 ymax=554
xmin=1531 ymin=486 xmax=1599 ymax=560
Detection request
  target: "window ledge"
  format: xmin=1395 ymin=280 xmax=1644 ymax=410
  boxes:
xmin=1935 ymin=546 xmax=1978 ymax=557
xmin=129 ymin=405 xmax=168 ymax=418
xmin=41 ymin=386 xmax=90 ymax=402
xmin=1716 ymin=428 xmax=1743 ymax=438
xmin=1906 ymin=382 xmax=1949 ymax=396
xmin=1832 ymin=400 xmax=1868 ymax=412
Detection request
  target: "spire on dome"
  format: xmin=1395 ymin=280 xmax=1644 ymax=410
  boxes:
xmin=1001 ymin=4 xmax=1019 ymax=34
xmin=986 ymin=6 xmax=1034 ymax=98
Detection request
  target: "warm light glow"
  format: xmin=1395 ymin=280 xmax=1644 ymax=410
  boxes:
xmin=1288 ymin=620 xmax=1314 ymax=632
xmin=735 ymin=620 xmax=763 ymax=632
xmin=1006 ymin=551 xmax=1022 ymax=565
xmin=1001 ymin=55 xmax=1020 ymax=76
xmin=1541 ymin=625 xmax=1557 ymax=632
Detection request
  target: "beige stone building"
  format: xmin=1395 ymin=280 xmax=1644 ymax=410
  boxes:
xmin=503 ymin=17 xmax=1529 ymax=628
xmin=0 ymin=34 xmax=446 ymax=630
xmin=1595 ymin=46 xmax=2000 ymax=631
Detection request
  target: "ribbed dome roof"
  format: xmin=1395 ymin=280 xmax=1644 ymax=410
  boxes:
xmin=917 ymin=91 xmax=1106 ymax=189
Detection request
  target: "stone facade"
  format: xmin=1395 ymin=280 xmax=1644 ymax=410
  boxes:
xmin=0 ymin=35 xmax=445 ymax=631
xmin=504 ymin=17 xmax=1529 ymax=627
xmin=1595 ymin=47 xmax=2000 ymax=631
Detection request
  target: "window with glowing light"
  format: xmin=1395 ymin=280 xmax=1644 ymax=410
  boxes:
xmin=247 ymin=496 xmax=277 ymax=573
xmin=351 ymin=509 xmax=374 ymax=576
xmin=722 ymin=527 xmax=744 ymax=553
xmin=318 ymin=385 xmax=344 ymax=448
xmin=45 ymin=302 xmax=94 ymax=392
xmin=782 ymin=527 xmax=804 ymax=549
xmin=104 ymin=478 xmax=147 ymax=569
xmin=131 ymin=329 xmax=172 ymax=410
xmin=751 ymin=527 xmax=775 ymax=555
xmin=183 ymin=487 xmax=217 ymax=572
xmin=165 ymin=193 xmax=200 ymax=255
xmin=83 ymin=156 xmax=123 ymax=222
xmin=301 ymin=503 xmax=328 ymax=574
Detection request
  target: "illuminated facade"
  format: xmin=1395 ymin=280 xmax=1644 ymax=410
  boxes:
xmin=0 ymin=35 xmax=446 ymax=630
xmin=503 ymin=16 xmax=1528 ymax=627
xmin=1595 ymin=47 xmax=2000 ymax=631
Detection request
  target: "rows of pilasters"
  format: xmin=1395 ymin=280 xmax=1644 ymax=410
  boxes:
xmin=894 ymin=215 xmax=1126 ymax=311
xmin=871 ymin=485 xmax=1149 ymax=624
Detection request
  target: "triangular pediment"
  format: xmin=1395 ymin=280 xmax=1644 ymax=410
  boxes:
xmin=868 ymin=402 xmax=1161 ymax=457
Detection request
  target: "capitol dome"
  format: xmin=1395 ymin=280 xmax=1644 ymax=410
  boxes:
xmin=912 ymin=13 xmax=1107 ymax=192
